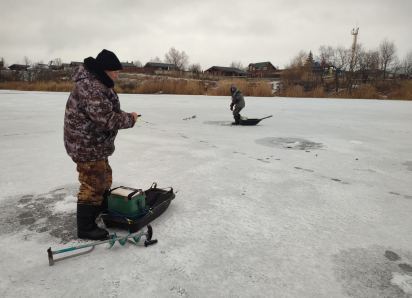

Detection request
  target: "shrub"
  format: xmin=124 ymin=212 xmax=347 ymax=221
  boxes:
xmin=387 ymin=81 xmax=412 ymax=100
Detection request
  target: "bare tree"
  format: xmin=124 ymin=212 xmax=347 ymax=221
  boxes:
xmin=133 ymin=60 xmax=142 ymax=68
xmin=188 ymin=63 xmax=201 ymax=72
xmin=53 ymin=58 xmax=62 ymax=67
xmin=290 ymin=50 xmax=308 ymax=68
xmin=23 ymin=56 xmax=32 ymax=68
xmin=230 ymin=61 xmax=245 ymax=70
xmin=357 ymin=48 xmax=380 ymax=83
xmin=150 ymin=57 xmax=162 ymax=63
xmin=22 ymin=56 xmax=37 ymax=82
xmin=164 ymin=47 xmax=189 ymax=70
xmin=328 ymin=45 xmax=351 ymax=92
xmin=401 ymin=50 xmax=412 ymax=78
xmin=379 ymin=38 xmax=397 ymax=80
xmin=280 ymin=50 xmax=312 ymax=90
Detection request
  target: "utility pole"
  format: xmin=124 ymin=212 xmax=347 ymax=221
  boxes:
xmin=349 ymin=27 xmax=359 ymax=73
xmin=348 ymin=27 xmax=359 ymax=92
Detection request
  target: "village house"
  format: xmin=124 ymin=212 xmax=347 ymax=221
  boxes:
xmin=28 ymin=63 xmax=49 ymax=70
xmin=204 ymin=66 xmax=250 ymax=77
xmin=8 ymin=64 xmax=29 ymax=71
xmin=50 ymin=64 xmax=62 ymax=70
xmin=69 ymin=61 xmax=83 ymax=68
xmin=247 ymin=62 xmax=277 ymax=78
xmin=143 ymin=62 xmax=179 ymax=70
xmin=121 ymin=62 xmax=138 ymax=73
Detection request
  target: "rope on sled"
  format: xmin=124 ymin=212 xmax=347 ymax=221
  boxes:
xmin=106 ymin=209 xmax=150 ymax=222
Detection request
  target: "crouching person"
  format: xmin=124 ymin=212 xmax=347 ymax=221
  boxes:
xmin=64 ymin=49 xmax=138 ymax=240
xmin=229 ymin=84 xmax=245 ymax=125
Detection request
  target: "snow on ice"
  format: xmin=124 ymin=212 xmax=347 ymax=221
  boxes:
xmin=0 ymin=90 xmax=411 ymax=298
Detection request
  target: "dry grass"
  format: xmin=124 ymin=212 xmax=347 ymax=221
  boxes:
xmin=282 ymin=85 xmax=307 ymax=98
xmin=162 ymin=80 xmax=206 ymax=95
xmin=5 ymin=77 xmax=408 ymax=100
xmin=387 ymin=81 xmax=412 ymax=100
xmin=114 ymin=79 xmax=207 ymax=95
xmin=279 ymin=83 xmax=387 ymax=99
xmin=311 ymin=86 xmax=326 ymax=98
xmin=115 ymin=77 xmax=273 ymax=97
xmin=0 ymin=81 xmax=74 ymax=92
xmin=207 ymin=79 xmax=272 ymax=97
xmin=332 ymin=84 xmax=382 ymax=99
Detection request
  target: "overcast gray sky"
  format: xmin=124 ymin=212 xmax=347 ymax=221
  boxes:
xmin=1 ymin=0 xmax=411 ymax=69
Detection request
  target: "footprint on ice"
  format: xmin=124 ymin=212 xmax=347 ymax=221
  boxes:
xmin=399 ymin=264 xmax=412 ymax=273
xmin=255 ymin=137 xmax=323 ymax=150
xmin=203 ymin=121 xmax=233 ymax=126
xmin=385 ymin=251 xmax=401 ymax=261
xmin=333 ymin=246 xmax=412 ymax=298
xmin=402 ymin=161 xmax=412 ymax=171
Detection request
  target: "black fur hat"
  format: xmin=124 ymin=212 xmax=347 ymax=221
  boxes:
xmin=94 ymin=49 xmax=122 ymax=71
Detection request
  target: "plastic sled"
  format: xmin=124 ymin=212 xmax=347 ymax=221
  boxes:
xmin=101 ymin=183 xmax=175 ymax=233
xmin=239 ymin=115 xmax=272 ymax=126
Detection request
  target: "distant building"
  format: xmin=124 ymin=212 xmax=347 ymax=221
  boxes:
xmin=8 ymin=64 xmax=28 ymax=71
xmin=143 ymin=62 xmax=179 ymax=70
xmin=27 ymin=63 xmax=49 ymax=70
xmin=313 ymin=61 xmax=338 ymax=75
xmin=121 ymin=62 xmax=138 ymax=73
xmin=204 ymin=66 xmax=250 ymax=77
xmin=69 ymin=61 xmax=83 ymax=68
xmin=247 ymin=62 xmax=277 ymax=78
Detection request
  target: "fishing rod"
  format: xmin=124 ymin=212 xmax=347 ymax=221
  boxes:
xmin=135 ymin=115 xmax=156 ymax=125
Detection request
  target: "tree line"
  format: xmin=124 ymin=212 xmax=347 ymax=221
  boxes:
xmin=281 ymin=37 xmax=412 ymax=95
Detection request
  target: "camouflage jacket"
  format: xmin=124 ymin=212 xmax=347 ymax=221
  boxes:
xmin=230 ymin=84 xmax=245 ymax=108
xmin=64 ymin=65 xmax=135 ymax=162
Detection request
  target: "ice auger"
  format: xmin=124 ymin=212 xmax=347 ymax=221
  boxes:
xmin=47 ymin=224 xmax=157 ymax=266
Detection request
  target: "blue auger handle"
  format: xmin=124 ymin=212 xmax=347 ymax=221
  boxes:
xmin=144 ymin=239 xmax=158 ymax=247
xmin=144 ymin=224 xmax=157 ymax=247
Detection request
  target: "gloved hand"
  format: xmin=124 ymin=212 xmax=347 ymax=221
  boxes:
xmin=230 ymin=104 xmax=234 ymax=111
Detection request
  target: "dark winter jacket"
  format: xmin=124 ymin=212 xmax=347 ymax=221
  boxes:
xmin=230 ymin=84 xmax=245 ymax=108
xmin=64 ymin=64 xmax=135 ymax=162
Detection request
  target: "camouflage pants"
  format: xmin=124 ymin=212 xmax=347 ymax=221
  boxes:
xmin=76 ymin=158 xmax=112 ymax=206
xmin=233 ymin=107 xmax=243 ymax=119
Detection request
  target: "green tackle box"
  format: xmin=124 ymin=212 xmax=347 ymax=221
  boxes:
xmin=108 ymin=186 xmax=146 ymax=218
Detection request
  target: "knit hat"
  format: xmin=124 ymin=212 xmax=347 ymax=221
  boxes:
xmin=95 ymin=49 xmax=122 ymax=71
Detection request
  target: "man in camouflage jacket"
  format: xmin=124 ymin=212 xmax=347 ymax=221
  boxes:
xmin=230 ymin=84 xmax=245 ymax=125
xmin=64 ymin=49 xmax=137 ymax=240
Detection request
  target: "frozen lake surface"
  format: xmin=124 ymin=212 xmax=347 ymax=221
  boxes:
xmin=0 ymin=90 xmax=411 ymax=298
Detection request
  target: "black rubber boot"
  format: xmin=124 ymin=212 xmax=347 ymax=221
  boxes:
xmin=232 ymin=114 xmax=241 ymax=125
xmin=101 ymin=190 xmax=110 ymax=212
xmin=77 ymin=204 xmax=109 ymax=240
